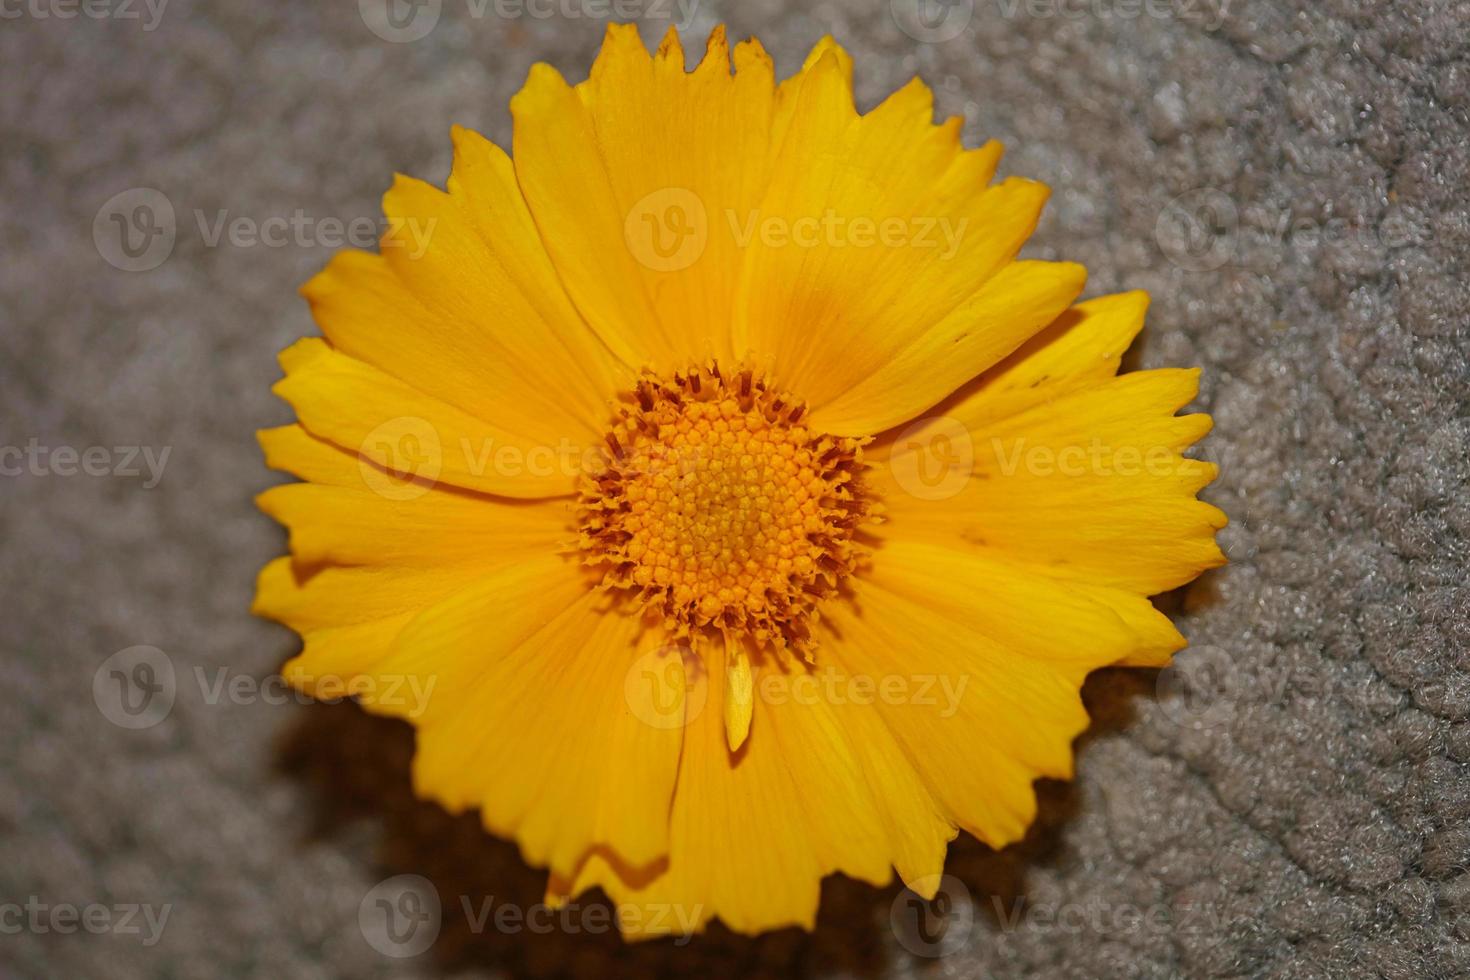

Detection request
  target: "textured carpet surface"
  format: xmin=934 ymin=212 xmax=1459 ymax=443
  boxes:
xmin=4 ymin=0 xmax=1470 ymax=977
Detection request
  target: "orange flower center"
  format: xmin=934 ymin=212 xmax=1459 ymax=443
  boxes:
xmin=578 ymin=365 xmax=873 ymax=653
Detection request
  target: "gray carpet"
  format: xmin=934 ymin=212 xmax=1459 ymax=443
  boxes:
xmin=4 ymin=0 xmax=1469 ymax=976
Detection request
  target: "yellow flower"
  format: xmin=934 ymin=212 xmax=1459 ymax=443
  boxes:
xmin=254 ymin=24 xmax=1225 ymax=939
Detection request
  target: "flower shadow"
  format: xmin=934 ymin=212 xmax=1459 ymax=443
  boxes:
xmin=273 ymin=664 xmax=1157 ymax=977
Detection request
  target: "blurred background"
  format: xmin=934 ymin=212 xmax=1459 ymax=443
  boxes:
xmin=3 ymin=0 xmax=1469 ymax=976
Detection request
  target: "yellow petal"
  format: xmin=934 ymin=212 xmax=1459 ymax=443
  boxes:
xmin=875 ymin=367 xmax=1226 ymax=596
xmin=505 ymin=25 xmax=1072 ymax=436
xmin=979 ymin=290 xmax=1151 ymax=394
xmin=388 ymin=578 xmax=682 ymax=875
xmin=254 ymin=424 xmax=580 ymax=685
xmin=819 ymin=538 xmax=1138 ymax=846
xmin=253 ymin=485 xmax=579 ymax=696
xmin=257 ymin=421 xmax=572 ymax=567
xmin=374 ymin=165 xmax=630 ymax=433
xmin=301 ymin=246 xmax=618 ymax=448
xmin=867 ymin=290 xmax=1153 ymax=443
xmin=267 ymin=553 xmax=680 ymax=875
xmin=808 ymin=260 xmax=1086 ymax=435
xmin=1066 ymin=582 xmax=1189 ymax=668
xmin=258 ymin=424 xmax=362 ymax=487
xmin=254 ymin=559 xmax=489 ymax=694
xmin=510 ymin=24 xmax=776 ymax=370
xmin=550 ymin=634 xmax=953 ymax=938
xmin=255 ymin=482 xmax=572 ymax=568
xmin=360 ymin=553 xmax=591 ymax=720
xmin=254 ymin=25 xmax=1227 ymax=943
xmin=736 ymin=38 xmax=1072 ymax=434
xmin=445 ymin=125 xmax=632 ymax=409
xmin=270 ymin=338 xmax=583 ymax=498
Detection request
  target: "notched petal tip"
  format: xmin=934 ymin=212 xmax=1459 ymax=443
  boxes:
xmin=702 ymin=23 xmax=728 ymax=55
xmin=958 ymin=138 xmax=1007 ymax=188
xmin=509 ymin=60 xmax=574 ymax=120
xmin=1102 ymin=287 xmax=1152 ymax=314
xmin=802 ymin=35 xmax=853 ymax=83
xmin=447 ymin=122 xmax=498 ymax=162
xmin=1050 ymin=259 xmax=1090 ymax=297
xmin=732 ymin=34 xmax=773 ymax=74
xmin=898 ymin=871 xmax=942 ymax=902
xmin=654 ymin=24 xmax=684 ymax=66
xmin=275 ymin=335 xmax=330 ymax=375
xmin=249 ymin=556 xmax=295 ymax=621
xmin=590 ymin=20 xmax=653 ymax=79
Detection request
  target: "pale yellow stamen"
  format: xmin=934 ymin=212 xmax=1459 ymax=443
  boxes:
xmin=724 ymin=646 xmax=754 ymax=751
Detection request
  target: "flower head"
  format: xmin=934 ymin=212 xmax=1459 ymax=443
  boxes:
xmin=255 ymin=24 xmax=1225 ymax=939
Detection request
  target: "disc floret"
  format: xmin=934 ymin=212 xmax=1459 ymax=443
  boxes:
xmin=578 ymin=364 xmax=873 ymax=653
